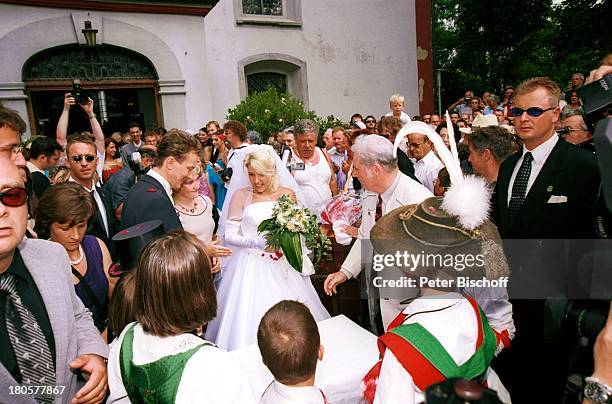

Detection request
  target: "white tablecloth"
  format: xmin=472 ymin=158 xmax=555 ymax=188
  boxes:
xmin=229 ymin=315 xmax=379 ymax=403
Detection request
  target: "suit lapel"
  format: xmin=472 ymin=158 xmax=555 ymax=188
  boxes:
xmin=517 ymin=140 xmax=566 ymax=230
xmin=18 ymin=240 xmax=68 ymax=387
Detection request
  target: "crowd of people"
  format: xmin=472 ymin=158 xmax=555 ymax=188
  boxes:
xmin=0 ymin=54 xmax=611 ymax=404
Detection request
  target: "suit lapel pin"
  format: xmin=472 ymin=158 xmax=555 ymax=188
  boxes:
xmin=546 ymin=185 xmax=553 ymax=192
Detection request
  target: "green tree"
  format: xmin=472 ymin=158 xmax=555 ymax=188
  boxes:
xmin=227 ymin=87 xmax=317 ymax=140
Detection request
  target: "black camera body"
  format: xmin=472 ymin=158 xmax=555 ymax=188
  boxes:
xmin=220 ymin=167 xmax=233 ymax=183
xmin=72 ymin=79 xmax=89 ymax=105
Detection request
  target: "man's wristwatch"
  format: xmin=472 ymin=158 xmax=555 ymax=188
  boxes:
xmin=584 ymin=376 xmax=612 ymax=404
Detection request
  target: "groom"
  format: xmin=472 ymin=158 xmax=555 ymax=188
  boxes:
xmin=323 ymin=135 xmax=433 ymax=329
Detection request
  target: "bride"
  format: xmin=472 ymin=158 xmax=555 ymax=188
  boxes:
xmin=205 ymin=146 xmax=330 ymax=350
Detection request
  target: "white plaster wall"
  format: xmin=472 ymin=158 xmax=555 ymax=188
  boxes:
xmin=0 ymin=4 xmax=212 ymax=134
xmin=204 ymin=0 xmax=419 ymax=122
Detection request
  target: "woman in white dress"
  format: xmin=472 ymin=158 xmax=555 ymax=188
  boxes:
xmin=205 ymin=146 xmax=330 ymax=350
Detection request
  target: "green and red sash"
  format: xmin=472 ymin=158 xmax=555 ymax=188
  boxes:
xmin=363 ymin=297 xmax=497 ymax=403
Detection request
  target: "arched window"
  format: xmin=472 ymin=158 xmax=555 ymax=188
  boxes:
xmin=239 ymin=54 xmax=308 ymax=107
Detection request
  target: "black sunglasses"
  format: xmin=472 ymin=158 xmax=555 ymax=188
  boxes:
xmin=509 ymin=106 xmax=556 ymax=118
xmin=365 ymin=120 xmax=376 ymax=124
xmin=0 ymin=188 xmax=27 ymax=207
xmin=71 ymin=154 xmax=96 ymax=163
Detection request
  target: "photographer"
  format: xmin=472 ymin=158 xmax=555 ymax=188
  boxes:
xmin=56 ymin=91 xmax=105 ymax=183
xmin=448 ymin=90 xmax=475 ymax=117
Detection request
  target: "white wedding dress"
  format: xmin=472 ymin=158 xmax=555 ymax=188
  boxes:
xmin=205 ymin=199 xmax=330 ymax=351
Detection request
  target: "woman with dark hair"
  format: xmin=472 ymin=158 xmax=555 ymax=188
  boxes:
xmin=107 ymin=230 xmax=255 ymax=403
xmin=35 ymin=182 xmax=115 ymax=336
xmin=561 ymin=90 xmax=583 ymax=115
xmin=435 ymin=120 xmax=461 ymax=147
xmin=103 ymin=137 xmax=124 ymax=183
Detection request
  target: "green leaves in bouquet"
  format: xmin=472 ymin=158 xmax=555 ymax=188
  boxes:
xmin=279 ymin=231 xmax=303 ymax=272
xmin=257 ymin=194 xmax=332 ymax=272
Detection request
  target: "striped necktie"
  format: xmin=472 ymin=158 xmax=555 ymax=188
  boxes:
xmin=507 ymin=152 xmax=534 ymax=228
xmin=1 ymin=273 xmax=55 ymax=403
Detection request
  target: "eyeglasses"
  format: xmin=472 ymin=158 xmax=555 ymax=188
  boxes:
xmin=509 ymin=106 xmax=556 ymax=118
xmin=0 ymin=145 xmax=24 ymax=157
xmin=70 ymin=154 xmax=96 ymax=163
xmin=365 ymin=120 xmax=376 ymax=124
xmin=0 ymin=188 xmax=27 ymax=207
xmin=408 ymin=142 xmax=426 ymax=148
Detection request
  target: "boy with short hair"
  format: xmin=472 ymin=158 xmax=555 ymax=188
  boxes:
xmin=257 ymin=300 xmax=326 ymax=404
xmin=385 ymin=93 xmax=411 ymax=125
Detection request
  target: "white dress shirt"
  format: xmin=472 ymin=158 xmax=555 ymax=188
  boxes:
xmin=379 ymin=171 xmax=401 ymax=213
xmin=147 ymin=168 xmax=174 ymax=205
xmin=69 ymin=176 xmax=109 ymax=236
xmin=412 ymin=150 xmax=444 ymax=193
xmin=260 ymin=381 xmax=325 ymax=404
xmin=506 ymin=133 xmax=558 ymax=206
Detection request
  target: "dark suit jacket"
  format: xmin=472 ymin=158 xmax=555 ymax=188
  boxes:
xmin=87 ymin=185 xmax=116 ymax=259
xmin=120 ymin=174 xmax=182 ymax=233
xmin=397 ymin=149 xmax=420 ymax=184
xmin=30 ymin=171 xmax=50 ymax=199
xmin=494 ymin=137 xmax=600 ymax=240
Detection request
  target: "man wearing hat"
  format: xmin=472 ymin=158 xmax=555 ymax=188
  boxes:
xmin=323 ymin=135 xmax=433 ymax=328
xmin=363 ymin=197 xmax=512 ymax=404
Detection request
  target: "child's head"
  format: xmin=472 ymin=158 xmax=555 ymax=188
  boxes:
xmin=257 ymin=300 xmax=323 ymax=385
xmin=389 ymin=93 xmax=405 ymax=115
xmin=134 ymin=230 xmax=216 ymax=337
xmin=434 ymin=167 xmax=451 ymax=197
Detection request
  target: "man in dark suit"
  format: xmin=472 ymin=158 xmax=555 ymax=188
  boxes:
xmin=121 ymin=129 xmax=201 ymax=233
xmin=25 ymin=136 xmax=62 ymax=199
xmin=492 ymin=77 xmax=600 ymax=403
xmin=66 ymin=135 xmax=115 ymax=253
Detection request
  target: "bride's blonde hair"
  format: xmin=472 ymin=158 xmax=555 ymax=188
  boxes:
xmin=244 ymin=148 xmax=279 ymax=193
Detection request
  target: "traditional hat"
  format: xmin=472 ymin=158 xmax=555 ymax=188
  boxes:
xmin=471 ymin=114 xmax=499 ymax=128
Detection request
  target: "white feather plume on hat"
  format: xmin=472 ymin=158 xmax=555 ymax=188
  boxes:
xmin=393 ymin=112 xmax=491 ymax=230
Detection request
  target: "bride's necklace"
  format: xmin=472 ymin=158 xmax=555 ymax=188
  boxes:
xmin=69 ymin=245 xmax=84 ymax=266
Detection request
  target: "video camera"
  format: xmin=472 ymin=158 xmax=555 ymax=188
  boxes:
xmin=71 ymin=79 xmax=90 ymax=105
xmin=126 ymin=151 xmax=149 ymax=182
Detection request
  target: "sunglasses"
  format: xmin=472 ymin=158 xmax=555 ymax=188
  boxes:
xmin=0 ymin=188 xmax=27 ymax=207
xmin=509 ymin=106 xmax=556 ymax=118
xmin=71 ymin=154 xmax=96 ymax=163
xmin=365 ymin=120 xmax=376 ymax=124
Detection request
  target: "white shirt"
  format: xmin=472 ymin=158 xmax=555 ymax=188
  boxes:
xmin=68 ymin=176 xmax=109 ymax=237
xmin=507 ymin=133 xmax=559 ymax=206
xmin=292 ymin=148 xmax=333 ymax=214
xmin=379 ymin=171 xmax=401 ymax=213
xmin=147 ymin=168 xmax=174 ymax=205
xmin=260 ymin=381 xmax=325 ymax=404
xmin=385 ymin=111 xmax=411 ymax=125
xmin=374 ymin=293 xmax=511 ymax=404
xmin=108 ymin=322 xmax=256 ymax=404
xmin=26 ymin=161 xmax=44 ymax=175
xmin=412 ymin=150 xmax=444 ymax=193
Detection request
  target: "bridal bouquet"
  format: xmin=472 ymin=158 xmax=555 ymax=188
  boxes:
xmin=258 ymin=194 xmax=332 ymax=273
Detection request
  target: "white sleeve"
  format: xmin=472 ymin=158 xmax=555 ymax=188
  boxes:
xmin=224 ymin=219 xmax=266 ymax=249
xmin=106 ymin=325 xmax=132 ymax=404
xmin=374 ymin=350 xmax=421 ymax=404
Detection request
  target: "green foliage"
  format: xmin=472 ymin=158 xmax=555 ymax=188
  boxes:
xmin=257 ymin=194 xmax=332 ymax=272
xmin=227 ymin=87 xmax=317 ymax=140
xmin=432 ymin=0 xmax=609 ymax=108
xmin=314 ymin=115 xmax=348 ymax=133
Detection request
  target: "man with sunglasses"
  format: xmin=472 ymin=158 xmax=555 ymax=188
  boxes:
xmin=492 ymin=77 xmax=600 ymax=403
xmin=66 ymin=135 xmax=115 ymax=256
xmin=0 ymin=156 xmax=109 ymax=404
xmin=0 ymin=107 xmax=27 ymax=169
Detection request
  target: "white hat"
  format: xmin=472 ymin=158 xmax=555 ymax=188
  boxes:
xmin=471 ymin=114 xmax=498 ymax=128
